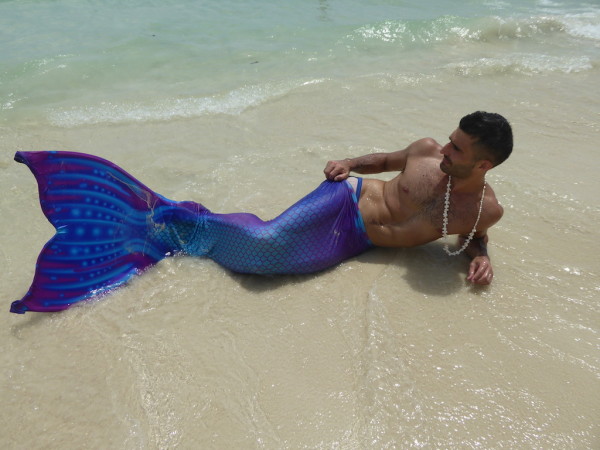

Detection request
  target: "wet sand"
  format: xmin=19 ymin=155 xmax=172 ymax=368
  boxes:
xmin=1 ymin=71 xmax=599 ymax=448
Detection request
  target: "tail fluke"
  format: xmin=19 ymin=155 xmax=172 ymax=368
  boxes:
xmin=11 ymin=151 xmax=196 ymax=314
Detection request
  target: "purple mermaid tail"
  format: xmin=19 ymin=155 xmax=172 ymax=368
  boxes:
xmin=11 ymin=151 xmax=372 ymax=313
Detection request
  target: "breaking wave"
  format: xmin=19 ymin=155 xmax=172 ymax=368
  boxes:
xmin=350 ymin=12 xmax=600 ymax=46
xmin=445 ymin=54 xmax=594 ymax=76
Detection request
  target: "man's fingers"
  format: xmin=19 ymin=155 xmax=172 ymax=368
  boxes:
xmin=473 ymin=271 xmax=492 ymax=285
xmin=467 ymin=262 xmax=479 ymax=281
xmin=328 ymin=169 xmax=343 ymax=180
xmin=475 ymin=272 xmax=493 ymax=285
xmin=324 ymin=161 xmax=349 ymax=181
xmin=468 ymin=259 xmax=493 ymax=285
xmin=323 ymin=161 xmax=337 ymax=178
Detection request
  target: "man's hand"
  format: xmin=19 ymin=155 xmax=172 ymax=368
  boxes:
xmin=467 ymin=255 xmax=494 ymax=285
xmin=324 ymin=159 xmax=352 ymax=181
xmin=461 ymin=234 xmax=494 ymax=285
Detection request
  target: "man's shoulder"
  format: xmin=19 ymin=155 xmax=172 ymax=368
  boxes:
xmin=384 ymin=138 xmax=442 ymax=174
xmin=481 ymin=185 xmax=504 ymax=228
xmin=407 ymin=137 xmax=442 ymax=158
xmin=403 ymin=138 xmax=442 ymax=169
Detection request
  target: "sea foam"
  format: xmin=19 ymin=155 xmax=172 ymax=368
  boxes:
xmin=446 ymin=54 xmax=594 ymax=76
xmin=48 ymin=80 xmax=326 ymax=127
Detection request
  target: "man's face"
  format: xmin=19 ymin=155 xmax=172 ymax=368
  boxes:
xmin=439 ymin=128 xmax=481 ymax=178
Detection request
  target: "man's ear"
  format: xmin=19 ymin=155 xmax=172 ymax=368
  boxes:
xmin=477 ymin=159 xmax=494 ymax=171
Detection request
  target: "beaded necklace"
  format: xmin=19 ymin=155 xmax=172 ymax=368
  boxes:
xmin=442 ymin=175 xmax=486 ymax=256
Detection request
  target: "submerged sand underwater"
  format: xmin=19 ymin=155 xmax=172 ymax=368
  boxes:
xmin=1 ymin=70 xmax=599 ymax=448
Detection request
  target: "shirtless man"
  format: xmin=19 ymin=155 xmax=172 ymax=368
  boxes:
xmin=323 ymin=111 xmax=513 ymax=286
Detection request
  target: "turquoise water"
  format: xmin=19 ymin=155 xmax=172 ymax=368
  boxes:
xmin=1 ymin=0 xmax=599 ymax=125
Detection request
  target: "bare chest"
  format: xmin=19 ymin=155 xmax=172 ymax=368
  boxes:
xmin=393 ymin=170 xmax=481 ymax=233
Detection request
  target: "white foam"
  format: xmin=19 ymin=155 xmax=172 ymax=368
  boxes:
xmin=353 ymin=17 xmax=484 ymax=46
xmin=48 ymin=79 xmax=326 ymax=127
xmin=446 ymin=53 xmax=593 ymax=76
xmin=562 ymin=13 xmax=600 ymax=40
xmin=351 ymin=12 xmax=600 ymax=47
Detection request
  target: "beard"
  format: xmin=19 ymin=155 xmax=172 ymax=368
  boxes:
xmin=440 ymin=158 xmax=476 ymax=178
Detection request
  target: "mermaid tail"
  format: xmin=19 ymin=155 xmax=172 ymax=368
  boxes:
xmin=11 ymin=151 xmax=204 ymax=314
xmin=11 ymin=151 xmax=372 ymax=314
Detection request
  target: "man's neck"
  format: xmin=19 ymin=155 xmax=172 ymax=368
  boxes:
xmin=448 ymin=173 xmax=487 ymax=194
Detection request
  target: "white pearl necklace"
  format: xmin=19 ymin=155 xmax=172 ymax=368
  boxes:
xmin=442 ymin=175 xmax=486 ymax=256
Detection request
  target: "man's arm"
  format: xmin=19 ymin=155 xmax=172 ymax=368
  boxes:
xmin=462 ymin=195 xmax=504 ymax=285
xmin=324 ymin=138 xmax=438 ymax=181
xmin=323 ymin=152 xmax=406 ymax=181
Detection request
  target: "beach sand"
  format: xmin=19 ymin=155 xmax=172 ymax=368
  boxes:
xmin=1 ymin=70 xmax=599 ymax=448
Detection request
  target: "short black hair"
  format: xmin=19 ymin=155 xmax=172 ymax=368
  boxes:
xmin=459 ymin=111 xmax=513 ymax=166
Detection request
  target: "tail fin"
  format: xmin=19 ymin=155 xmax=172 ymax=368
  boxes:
xmin=11 ymin=151 xmax=197 ymax=314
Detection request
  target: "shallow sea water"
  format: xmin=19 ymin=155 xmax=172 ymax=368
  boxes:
xmin=1 ymin=0 xmax=599 ymax=448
